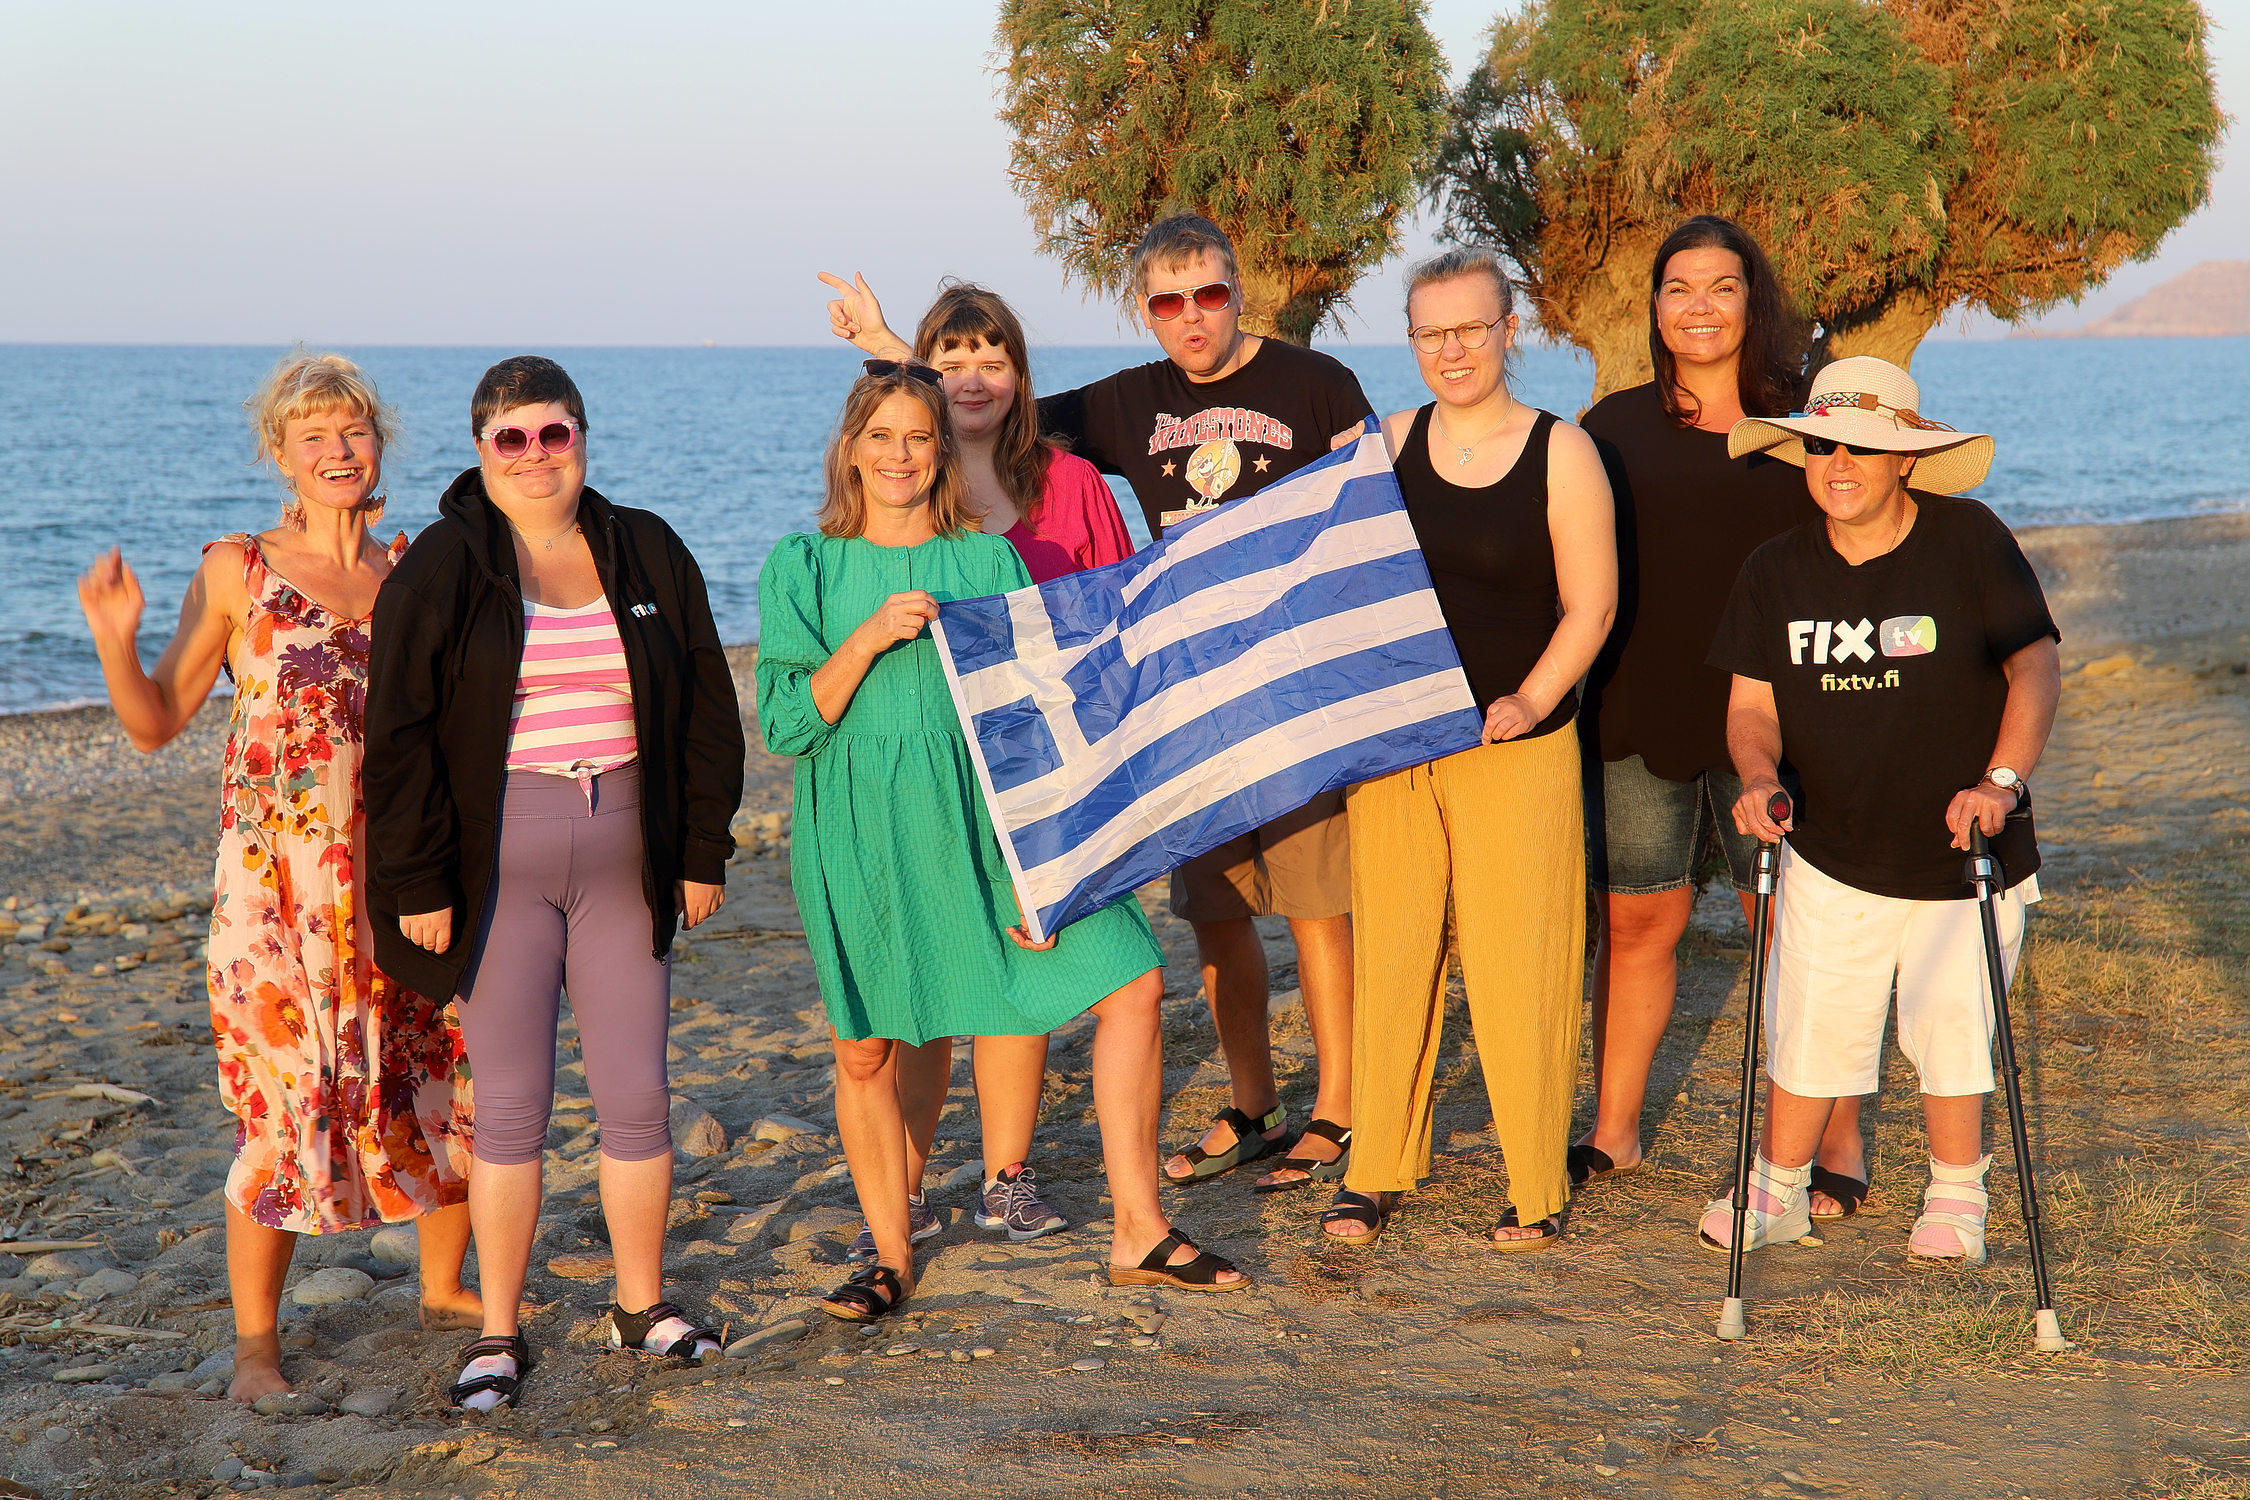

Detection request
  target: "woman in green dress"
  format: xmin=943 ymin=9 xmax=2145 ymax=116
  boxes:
xmin=757 ymin=362 xmax=1251 ymax=1319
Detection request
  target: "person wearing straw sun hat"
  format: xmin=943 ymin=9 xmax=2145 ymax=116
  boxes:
xmin=1698 ymin=354 xmax=2061 ymax=1265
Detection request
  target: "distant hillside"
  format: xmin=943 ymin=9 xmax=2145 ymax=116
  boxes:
xmin=2016 ymin=260 xmax=2250 ymax=338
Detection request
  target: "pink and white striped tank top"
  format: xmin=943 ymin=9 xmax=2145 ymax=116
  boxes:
xmin=506 ymin=596 xmax=639 ymax=776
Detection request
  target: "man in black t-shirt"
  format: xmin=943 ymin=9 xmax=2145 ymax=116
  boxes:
xmin=822 ymin=216 xmax=1373 ymax=1194
xmin=1699 ymin=357 xmax=2061 ymax=1268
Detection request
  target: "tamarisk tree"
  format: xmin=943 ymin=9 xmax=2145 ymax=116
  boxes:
xmin=997 ymin=0 xmax=1448 ymax=344
xmin=1433 ymin=0 xmax=2224 ymax=396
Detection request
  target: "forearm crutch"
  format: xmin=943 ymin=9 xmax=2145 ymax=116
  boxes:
xmin=1716 ymin=791 xmax=1791 ymax=1342
xmin=1967 ymin=826 xmax=2073 ymax=1353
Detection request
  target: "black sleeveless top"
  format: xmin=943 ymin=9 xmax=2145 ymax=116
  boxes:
xmin=1396 ymin=403 xmax=1573 ymax=740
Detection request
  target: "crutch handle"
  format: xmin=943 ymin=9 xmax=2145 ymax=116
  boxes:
xmin=1767 ymin=790 xmax=1793 ymax=825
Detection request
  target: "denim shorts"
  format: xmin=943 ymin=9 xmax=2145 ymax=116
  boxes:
xmin=1584 ymin=753 xmax=1759 ymax=895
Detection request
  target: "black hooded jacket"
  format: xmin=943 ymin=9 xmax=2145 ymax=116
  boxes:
xmin=364 ymin=468 xmax=744 ymax=999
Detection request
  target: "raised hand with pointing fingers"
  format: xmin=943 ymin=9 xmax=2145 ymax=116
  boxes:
xmin=818 ymin=271 xmax=911 ymax=361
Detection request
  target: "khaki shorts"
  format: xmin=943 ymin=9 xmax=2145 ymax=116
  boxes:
xmin=1167 ymin=790 xmax=1351 ymax=923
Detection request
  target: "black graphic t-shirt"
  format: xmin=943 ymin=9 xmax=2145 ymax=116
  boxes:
xmin=1709 ymin=496 xmax=2059 ymax=900
xmin=1039 ymin=338 xmax=1374 ymax=538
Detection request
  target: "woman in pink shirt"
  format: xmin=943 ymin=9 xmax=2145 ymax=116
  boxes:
xmin=817 ymin=274 xmax=1137 ymax=1250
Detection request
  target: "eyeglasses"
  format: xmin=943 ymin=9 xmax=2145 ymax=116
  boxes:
xmin=1145 ymin=282 xmax=1233 ymax=321
xmin=863 ymin=359 xmax=943 ymax=387
xmin=1799 ymin=435 xmax=1905 ymax=458
xmin=479 ymin=418 xmax=581 ymax=460
xmin=1409 ymin=321 xmax=1497 ymax=354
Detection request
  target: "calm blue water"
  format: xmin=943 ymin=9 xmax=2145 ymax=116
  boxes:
xmin=0 ymin=337 xmax=2242 ymax=715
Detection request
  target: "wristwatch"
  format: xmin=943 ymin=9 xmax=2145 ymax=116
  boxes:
xmin=1981 ymin=766 xmax=2024 ymax=799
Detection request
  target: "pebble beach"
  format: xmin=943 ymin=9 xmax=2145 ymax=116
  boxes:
xmin=0 ymin=517 xmax=2243 ymax=1498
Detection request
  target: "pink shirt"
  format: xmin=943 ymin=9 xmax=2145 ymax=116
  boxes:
xmin=1002 ymin=450 xmax=1138 ymax=583
xmin=506 ymin=596 xmax=639 ymax=776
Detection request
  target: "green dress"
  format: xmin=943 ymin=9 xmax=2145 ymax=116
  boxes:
xmin=755 ymin=530 xmax=1164 ymax=1043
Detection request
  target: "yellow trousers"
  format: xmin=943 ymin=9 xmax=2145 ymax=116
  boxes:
xmin=1344 ymin=723 xmax=1585 ymax=1223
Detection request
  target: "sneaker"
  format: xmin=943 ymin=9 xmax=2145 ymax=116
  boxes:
xmin=975 ymin=1164 xmax=1069 ymax=1242
xmin=846 ymin=1193 xmax=942 ymax=1263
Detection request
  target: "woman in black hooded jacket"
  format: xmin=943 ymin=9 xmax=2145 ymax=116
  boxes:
xmin=365 ymin=356 xmax=743 ymax=1410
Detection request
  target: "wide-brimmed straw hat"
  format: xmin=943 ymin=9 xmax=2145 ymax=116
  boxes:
xmin=1728 ymin=355 xmax=1993 ymax=494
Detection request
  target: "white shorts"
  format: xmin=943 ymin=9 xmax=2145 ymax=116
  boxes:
xmin=1762 ymin=842 xmax=2038 ymax=1099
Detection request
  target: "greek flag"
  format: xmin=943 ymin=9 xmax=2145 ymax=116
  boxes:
xmin=930 ymin=427 xmax=1483 ymax=942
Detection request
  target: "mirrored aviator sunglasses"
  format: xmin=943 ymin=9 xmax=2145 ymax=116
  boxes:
xmin=481 ymin=418 xmax=581 ymax=459
xmin=1145 ymin=281 xmax=1232 ymax=320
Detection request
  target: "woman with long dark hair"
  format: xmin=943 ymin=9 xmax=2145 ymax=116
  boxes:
xmin=1575 ymin=217 xmax=1872 ymax=1219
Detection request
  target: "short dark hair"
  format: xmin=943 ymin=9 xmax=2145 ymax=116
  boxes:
xmin=1647 ymin=216 xmax=1808 ymax=426
xmin=1128 ymin=214 xmax=1241 ymax=301
xmin=470 ymin=355 xmax=589 ymax=440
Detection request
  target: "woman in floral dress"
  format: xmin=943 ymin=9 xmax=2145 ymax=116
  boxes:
xmin=75 ymin=350 xmax=477 ymax=1403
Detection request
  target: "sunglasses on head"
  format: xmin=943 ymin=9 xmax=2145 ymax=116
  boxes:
xmin=1799 ymin=435 xmax=1904 ymax=458
xmin=1145 ymin=281 xmax=1232 ymax=321
xmin=864 ymin=359 xmax=943 ymax=387
xmin=479 ymin=418 xmax=581 ymax=460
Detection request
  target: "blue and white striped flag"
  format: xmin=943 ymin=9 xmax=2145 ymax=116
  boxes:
xmin=930 ymin=427 xmax=1483 ymax=942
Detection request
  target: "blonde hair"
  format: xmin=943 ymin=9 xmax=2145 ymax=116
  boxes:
xmin=244 ymin=346 xmax=397 ymax=526
xmin=818 ymin=371 xmax=975 ymax=540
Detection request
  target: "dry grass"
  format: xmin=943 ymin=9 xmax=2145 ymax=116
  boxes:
xmin=1759 ymin=843 xmax=2250 ymax=1378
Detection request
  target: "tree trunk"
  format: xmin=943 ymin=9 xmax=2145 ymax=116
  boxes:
xmin=1821 ymin=288 xmax=1945 ymax=371
xmin=1570 ymin=228 xmax=1660 ymax=412
xmin=1237 ymin=263 xmax=1337 ymax=347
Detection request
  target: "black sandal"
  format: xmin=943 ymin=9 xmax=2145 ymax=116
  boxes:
xmin=446 ymin=1333 xmax=534 ymax=1409
xmin=1107 ymin=1230 xmax=1252 ymax=1293
xmin=1566 ymin=1142 xmax=1643 ymax=1188
xmin=1163 ymin=1105 xmax=1287 ymax=1185
xmin=1320 ymin=1188 xmax=1392 ymax=1246
xmin=1489 ymin=1205 xmax=1563 ymax=1253
xmin=1809 ymin=1165 xmax=1871 ymax=1221
xmin=820 ymin=1264 xmax=907 ymax=1323
xmin=1254 ymin=1119 xmax=1353 ymax=1193
xmin=607 ymin=1300 xmax=722 ymax=1361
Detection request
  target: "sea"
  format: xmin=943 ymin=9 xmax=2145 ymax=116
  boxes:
xmin=0 ymin=336 xmax=2243 ymax=716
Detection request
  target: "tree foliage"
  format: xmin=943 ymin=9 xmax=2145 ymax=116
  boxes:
xmin=997 ymin=0 xmax=1448 ymax=344
xmin=1432 ymin=0 xmax=2225 ymax=395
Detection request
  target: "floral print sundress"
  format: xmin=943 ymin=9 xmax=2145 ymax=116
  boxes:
xmin=205 ymin=532 xmax=471 ymax=1232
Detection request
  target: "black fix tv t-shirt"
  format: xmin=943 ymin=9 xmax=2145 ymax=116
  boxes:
xmin=1039 ymin=338 xmax=1374 ymax=539
xmin=1709 ymin=496 xmax=2058 ymax=900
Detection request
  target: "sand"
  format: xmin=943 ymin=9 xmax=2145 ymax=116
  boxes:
xmin=0 ymin=518 xmax=2243 ymax=1499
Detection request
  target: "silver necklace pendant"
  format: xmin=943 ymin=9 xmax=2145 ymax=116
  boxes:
xmin=1456 ymin=445 xmax=1475 ymax=466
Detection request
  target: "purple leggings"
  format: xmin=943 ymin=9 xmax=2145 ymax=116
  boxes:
xmin=456 ymin=764 xmax=672 ymax=1167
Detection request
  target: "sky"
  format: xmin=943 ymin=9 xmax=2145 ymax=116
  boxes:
xmin=0 ymin=0 xmax=2240 ymax=348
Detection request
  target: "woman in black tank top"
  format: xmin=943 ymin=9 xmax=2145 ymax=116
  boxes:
xmin=1320 ymin=249 xmax=1617 ymax=1253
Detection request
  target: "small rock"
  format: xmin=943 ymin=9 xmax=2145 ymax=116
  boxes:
xmin=289 ymin=1265 xmax=375 ymax=1306
xmin=548 ymin=1252 xmax=616 ymax=1280
xmin=824 ymin=1376 xmax=846 ymax=1385
xmin=339 ymin=1386 xmax=400 ymax=1417
xmin=456 ymin=1435 xmax=501 ymax=1465
xmin=970 ymin=1346 xmax=996 ymax=1359
xmin=725 ymin=1318 xmax=807 ymax=1357
xmin=149 ymin=1372 xmax=198 ymax=1391
xmin=751 ymin=1114 xmax=821 ymax=1143
xmin=1130 ymin=1335 xmax=1158 ymax=1347
xmin=196 ymin=1378 xmax=227 ymax=1395
xmin=75 ymin=1267 xmax=138 ymax=1300
xmin=950 ymin=1349 xmax=971 ymax=1363
xmin=192 ymin=1350 xmax=236 ymax=1379
xmin=590 ymin=1438 xmax=619 ymax=1449
xmin=883 ymin=1343 xmax=920 ymax=1357
xmin=277 ymin=1473 xmax=318 ymax=1490
xmin=669 ymin=1100 xmax=728 ymax=1158
xmin=1011 ymin=1293 xmax=1055 ymax=1308
xmin=923 ymin=1348 xmax=947 ymax=1360
xmin=586 ymin=1418 xmax=615 ymax=1432
xmin=1070 ymin=1357 xmax=1106 ymax=1372
xmin=369 ymin=1226 xmax=418 ymax=1266
xmin=726 ymin=1417 xmax=749 ymax=1427
xmin=211 ymin=1458 xmax=246 ymax=1483
xmin=252 ymin=1392 xmax=331 ymax=1417
xmin=1594 ymin=1463 xmax=1620 ymax=1477
xmin=26 ymin=1251 xmax=103 ymax=1279
xmin=52 ymin=1363 xmax=118 ymax=1383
